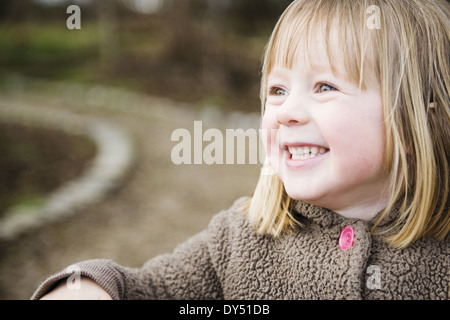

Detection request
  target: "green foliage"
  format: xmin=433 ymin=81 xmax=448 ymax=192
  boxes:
xmin=0 ymin=22 xmax=98 ymax=78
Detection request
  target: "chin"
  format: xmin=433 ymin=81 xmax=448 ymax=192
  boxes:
xmin=283 ymin=183 xmax=323 ymax=205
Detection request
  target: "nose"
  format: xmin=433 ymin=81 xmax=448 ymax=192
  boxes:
xmin=276 ymin=94 xmax=310 ymax=126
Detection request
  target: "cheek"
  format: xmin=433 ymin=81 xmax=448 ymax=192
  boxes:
xmin=261 ymin=110 xmax=280 ymax=157
xmin=324 ymin=116 xmax=386 ymax=175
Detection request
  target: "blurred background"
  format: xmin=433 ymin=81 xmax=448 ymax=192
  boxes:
xmin=0 ymin=0 xmax=293 ymax=299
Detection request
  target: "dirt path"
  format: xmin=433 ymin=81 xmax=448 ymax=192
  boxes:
xmin=0 ymin=83 xmax=261 ymax=299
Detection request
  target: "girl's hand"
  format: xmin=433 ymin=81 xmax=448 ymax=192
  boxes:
xmin=40 ymin=276 xmax=113 ymax=300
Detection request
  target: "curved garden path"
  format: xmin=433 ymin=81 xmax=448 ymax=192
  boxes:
xmin=0 ymin=78 xmax=261 ymax=299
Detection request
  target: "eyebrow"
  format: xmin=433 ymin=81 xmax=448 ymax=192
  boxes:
xmin=309 ymin=64 xmax=333 ymax=73
xmin=308 ymin=60 xmax=355 ymax=84
xmin=269 ymin=64 xmax=346 ymax=81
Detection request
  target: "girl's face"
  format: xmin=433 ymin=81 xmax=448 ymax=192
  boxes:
xmin=262 ymin=37 xmax=389 ymax=220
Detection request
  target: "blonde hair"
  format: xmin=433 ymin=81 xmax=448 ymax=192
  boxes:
xmin=245 ymin=0 xmax=450 ymax=249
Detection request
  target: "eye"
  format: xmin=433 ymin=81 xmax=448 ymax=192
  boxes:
xmin=316 ymin=83 xmax=337 ymax=94
xmin=269 ymin=86 xmax=288 ymax=97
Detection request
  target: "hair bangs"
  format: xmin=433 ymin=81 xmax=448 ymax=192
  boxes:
xmin=261 ymin=0 xmax=378 ymax=108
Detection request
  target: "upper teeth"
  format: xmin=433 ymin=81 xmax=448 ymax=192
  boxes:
xmin=288 ymin=146 xmax=327 ymax=160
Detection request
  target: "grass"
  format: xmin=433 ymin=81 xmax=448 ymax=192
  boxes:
xmin=0 ymin=21 xmax=99 ymax=79
xmin=0 ymin=17 xmax=268 ymax=112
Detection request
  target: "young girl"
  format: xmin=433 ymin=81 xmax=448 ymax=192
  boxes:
xmin=33 ymin=0 xmax=449 ymax=300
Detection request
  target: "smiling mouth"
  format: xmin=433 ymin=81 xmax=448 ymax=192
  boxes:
xmin=288 ymin=146 xmax=329 ymax=160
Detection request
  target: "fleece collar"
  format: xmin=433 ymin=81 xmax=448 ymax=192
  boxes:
xmin=293 ymin=200 xmax=398 ymax=230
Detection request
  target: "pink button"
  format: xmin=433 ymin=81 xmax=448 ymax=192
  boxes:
xmin=339 ymin=226 xmax=355 ymax=250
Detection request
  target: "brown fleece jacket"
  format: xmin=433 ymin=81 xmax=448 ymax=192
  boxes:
xmin=31 ymin=197 xmax=449 ymax=300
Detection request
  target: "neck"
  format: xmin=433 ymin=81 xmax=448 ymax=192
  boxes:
xmin=333 ymin=196 xmax=389 ymax=221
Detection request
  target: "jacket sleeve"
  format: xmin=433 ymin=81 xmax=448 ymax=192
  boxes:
xmin=31 ymin=228 xmax=223 ymax=300
xmin=30 ymin=198 xmax=249 ymax=300
xmin=116 ymin=228 xmax=225 ymax=300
